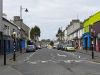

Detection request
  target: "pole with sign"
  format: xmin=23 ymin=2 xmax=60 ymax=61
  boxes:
xmin=12 ymin=32 xmax=17 ymax=61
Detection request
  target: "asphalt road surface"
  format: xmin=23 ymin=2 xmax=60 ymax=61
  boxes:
xmin=12 ymin=48 xmax=100 ymax=75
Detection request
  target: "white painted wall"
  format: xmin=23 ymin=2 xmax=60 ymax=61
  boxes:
xmin=0 ymin=0 xmax=3 ymax=32
xmin=2 ymin=18 xmax=19 ymax=37
xmin=76 ymin=28 xmax=83 ymax=38
xmin=64 ymin=29 xmax=68 ymax=41
xmin=67 ymin=22 xmax=81 ymax=35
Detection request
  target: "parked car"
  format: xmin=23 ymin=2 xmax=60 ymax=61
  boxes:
xmin=63 ymin=44 xmax=75 ymax=52
xmin=26 ymin=41 xmax=36 ymax=52
xmin=34 ymin=44 xmax=38 ymax=50
xmin=57 ymin=44 xmax=63 ymax=50
xmin=53 ymin=45 xmax=57 ymax=49
xmin=26 ymin=44 xmax=36 ymax=52
xmin=47 ymin=45 xmax=53 ymax=49
xmin=35 ymin=44 xmax=41 ymax=49
xmin=37 ymin=45 xmax=42 ymax=49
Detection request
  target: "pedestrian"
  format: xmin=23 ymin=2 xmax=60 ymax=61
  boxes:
xmin=75 ymin=42 xmax=79 ymax=49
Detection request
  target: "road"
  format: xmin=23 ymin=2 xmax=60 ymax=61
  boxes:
xmin=11 ymin=48 xmax=100 ymax=75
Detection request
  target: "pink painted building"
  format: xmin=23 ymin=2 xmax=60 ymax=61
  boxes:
xmin=92 ymin=21 xmax=100 ymax=51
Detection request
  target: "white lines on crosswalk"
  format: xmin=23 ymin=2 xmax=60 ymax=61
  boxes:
xmin=25 ymin=59 xmax=88 ymax=65
xmin=69 ymin=53 xmax=81 ymax=59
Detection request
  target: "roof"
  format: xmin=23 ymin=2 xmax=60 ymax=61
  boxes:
xmin=2 ymin=17 xmax=19 ymax=29
xmin=83 ymin=11 xmax=100 ymax=33
xmin=84 ymin=11 xmax=100 ymax=27
xmin=67 ymin=19 xmax=81 ymax=28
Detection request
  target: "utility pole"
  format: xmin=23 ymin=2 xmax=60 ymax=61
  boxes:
xmin=0 ymin=0 xmax=2 ymax=31
xmin=13 ymin=37 xmax=16 ymax=61
xmin=90 ymin=25 xmax=95 ymax=59
xmin=12 ymin=32 xmax=17 ymax=61
xmin=0 ymin=0 xmax=6 ymax=65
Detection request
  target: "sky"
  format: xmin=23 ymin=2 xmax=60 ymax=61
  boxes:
xmin=3 ymin=0 xmax=100 ymax=40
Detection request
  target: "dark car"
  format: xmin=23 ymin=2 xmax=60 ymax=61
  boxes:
xmin=34 ymin=44 xmax=42 ymax=50
xmin=57 ymin=44 xmax=63 ymax=50
xmin=26 ymin=44 xmax=36 ymax=52
xmin=26 ymin=40 xmax=36 ymax=52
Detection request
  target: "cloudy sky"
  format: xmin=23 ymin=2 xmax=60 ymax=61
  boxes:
xmin=3 ymin=0 xmax=100 ymax=40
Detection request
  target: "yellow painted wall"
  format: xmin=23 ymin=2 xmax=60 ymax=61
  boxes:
xmin=84 ymin=11 xmax=100 ymax=33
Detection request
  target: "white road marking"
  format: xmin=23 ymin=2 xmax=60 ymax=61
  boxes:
xmin=64 ymin=60 xmax=87 ymax=63
xmin=26 ymin=59 xmax=89 ymax=65
xmin=50 ymin=53 xmax=55 ymax=60
xmin=57 ymin=54 xmax=67 ymax=57
xmin=79 ymin=56 xmax=81 ymax=58
xmin=24 ymin=53 xmax=34 ymax=62
xmin=41 ymin=61 xmax=47 ymax=63
xmin=26 ymin=60 xmax=49 ymax=64
xmin=27 ymin=61 xmax=37 ymax=64
xmin=68 ymin=53 xmax=81 ymax=59
xmin=64 ymin=60 xmax=71 ymax=63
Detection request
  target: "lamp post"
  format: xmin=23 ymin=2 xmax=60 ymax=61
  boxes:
xmin=20 ymin=6 xmax=28 ymax=53
xmin=90 ymin=25 xmax=95 ymax=59
xmin=20 ymin=6 xmax=28 ymax=20
xmin=3 ymin=26 xmax=7 ymax=65
xmin=12 ymin=31 xmax=17 ymax=61
xmin=4 ymin=39 xmax=6 ymax=65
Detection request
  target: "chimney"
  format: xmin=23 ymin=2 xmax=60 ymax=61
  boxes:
xmin=14 ymin=16 xmax=21 ymax=21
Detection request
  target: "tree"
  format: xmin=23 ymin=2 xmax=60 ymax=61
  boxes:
xmin=30 ymin=25 xmax=41 ymax=42
xmin=50 ymin=41 xmax=54 ymax=46
xmin=56 ymin=27 xmax=65 ymax=42
xmin=56 ymin=28 xmax=63 ymax=41
xmin=30 ymin=28 xmax=34 ymax=40
xmin=41 ymin=39 xmax=50 ymax=43
xmin=34 ymin=26 xmax=41 ymax=37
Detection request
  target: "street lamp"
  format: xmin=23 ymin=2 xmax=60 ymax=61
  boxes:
xmin=12 ymin=31 xmax=17 ymax=61
xmin=20 ymin=6 xmax=28 ymax=53
xmin=3 ymin=26 xmax=7 ymax=65
xmin=20 ymin=6 xmax=28 ymax=19
xmin=90 ymin=25 xmax=95 ymax=59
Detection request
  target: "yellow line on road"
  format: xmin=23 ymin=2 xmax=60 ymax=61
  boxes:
xmin=87 ymin=60 xmax=100 ymax=64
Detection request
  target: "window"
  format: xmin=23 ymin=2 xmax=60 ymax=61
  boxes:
xmin=13 ymin=29 xmax=15 ymax=32
xmin=8 ymin=26 xmax=10 ymax=35
xmin=4 ymin=25 xmax=7 ymax=29
xmin=4 ymin=25 xmax=8 ymax=35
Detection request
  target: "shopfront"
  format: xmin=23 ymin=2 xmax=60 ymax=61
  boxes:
xmin=0 ymin=32 xmax=3 ymax=55
xmin=97 ymin=33 xmax=100 ymax=51
xmin=82 ymin=32 xmax=91 ymax=50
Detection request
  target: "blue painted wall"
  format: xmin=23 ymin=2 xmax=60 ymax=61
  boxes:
xmin=21 ymin=39 xmax=26 ymax=49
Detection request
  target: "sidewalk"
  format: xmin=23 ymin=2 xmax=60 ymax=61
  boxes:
xmin=0 ymin=51 xmax=26 ymax=75
xmin=0 ymin=51 xmax=22 ymax=66
xmin=77 ymin=49 xmax=100 ymax=63
xmin=0 ymin=66 xmax=23 ymax=75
